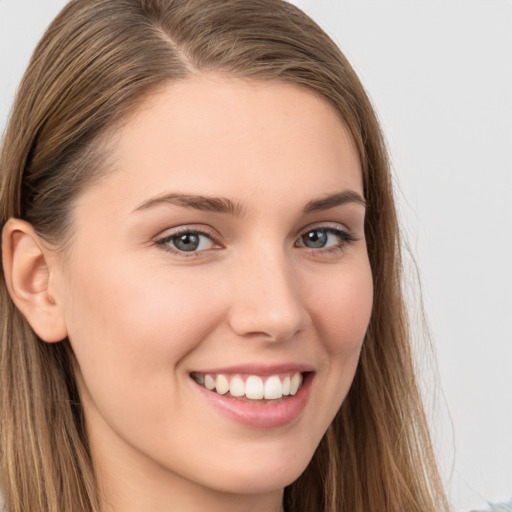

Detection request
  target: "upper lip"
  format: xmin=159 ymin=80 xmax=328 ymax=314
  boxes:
xmin=190 ymin=363 xmax=315 ymax=376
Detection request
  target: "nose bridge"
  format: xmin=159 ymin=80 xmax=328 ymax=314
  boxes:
xmin=227 ymin=243 xmax=309 ymax=341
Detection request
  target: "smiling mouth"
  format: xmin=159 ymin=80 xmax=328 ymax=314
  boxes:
xmin=190 ymin=372 xmax=305 ymax=401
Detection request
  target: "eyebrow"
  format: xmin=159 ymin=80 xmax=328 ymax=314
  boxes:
xmin=302 ymin=190 xmax=366 ymax=213
xmin=132 ymin=189 xmax=366 ymax=216
xmin=133 ymin=193 xmax=245 ymax=216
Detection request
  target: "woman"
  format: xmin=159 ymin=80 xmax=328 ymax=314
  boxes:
xmin=0 ymin=0 xmax=450 ymax=511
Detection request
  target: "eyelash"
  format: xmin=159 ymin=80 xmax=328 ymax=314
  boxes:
xmin=294 ymin=226 xmax=357 ymax=255
xmin=155 ymin=225 xmax=357 ymax=258
xmin=155 ymin=227 xmax=220 ymax=257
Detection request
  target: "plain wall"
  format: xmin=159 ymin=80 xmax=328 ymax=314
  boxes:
xmin=1 ymin=1 xmax=511 ymax=511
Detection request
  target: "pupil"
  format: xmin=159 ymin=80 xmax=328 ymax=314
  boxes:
xmin=304 ymin=229 xmax=327 ymax=248
xmin=175 ymin=233 xmax=200 ymax=251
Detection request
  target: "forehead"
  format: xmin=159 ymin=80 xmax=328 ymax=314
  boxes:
xmin=77 ymin=75 xmax=363 ymax=215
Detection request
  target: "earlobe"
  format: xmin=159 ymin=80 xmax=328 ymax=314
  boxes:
xmin=2 ymin=218 xmax=68 ymax=343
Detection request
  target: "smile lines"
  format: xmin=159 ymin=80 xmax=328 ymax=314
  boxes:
xmin=191 ymin=372 xmax=304 ymax=400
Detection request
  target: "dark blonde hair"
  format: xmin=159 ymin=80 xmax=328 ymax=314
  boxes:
xmin=0 ymin=1 xmax=449 ymax=511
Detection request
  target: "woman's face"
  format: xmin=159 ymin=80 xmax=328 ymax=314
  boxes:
xmin=54 ymin=76 xmax=373 ymax=504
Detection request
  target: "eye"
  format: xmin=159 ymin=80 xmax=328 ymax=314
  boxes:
xmin=156 ymin=228 xmax=219 ymax=254
xmin=296 ymin=226 xmax=356 ymax=251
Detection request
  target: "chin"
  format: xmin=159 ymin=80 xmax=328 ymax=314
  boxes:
xmin=195 ymin=445 xmax=315 ymax=495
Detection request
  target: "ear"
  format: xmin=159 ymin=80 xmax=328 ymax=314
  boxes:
xmin=2 ymin=218 xmax=68 ymax=343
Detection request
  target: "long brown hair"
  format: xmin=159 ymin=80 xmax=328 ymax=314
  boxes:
xmin=0 ymin=1 xmax=450 ymax=511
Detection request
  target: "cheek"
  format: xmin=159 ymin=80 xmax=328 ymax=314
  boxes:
xmin=309 ymin=258 xmax=373 ymax=356
xmin=61 ymin=253 xmax=228 ymax=443
xmin=62 ymin=252 xmax=223 ymax=384
xmin=295 ymin=257 xmax=372 ymax=444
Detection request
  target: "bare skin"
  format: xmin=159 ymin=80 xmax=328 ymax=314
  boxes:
xmin=3 ymin=76 xmax=372 ymax=512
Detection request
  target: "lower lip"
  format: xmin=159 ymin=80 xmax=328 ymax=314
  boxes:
xmin=193 ymin=374 xmax=313 ymax=429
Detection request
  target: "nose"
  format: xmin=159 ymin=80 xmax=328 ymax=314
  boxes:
xmin=226 ymin=249 xmax=310 ymax=342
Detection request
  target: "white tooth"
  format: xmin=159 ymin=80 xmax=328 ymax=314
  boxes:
xmin=245 ymin=375 xmax=264 ymax=399
xmin=215 ymin=374 xmax=229 ymax=395
xmin=230 ymin=376 xmax=245 ymax=397
xmin=290 ymin=373 xmax=302 ymax=395
xmin=282 ymin=376 xmax=291 ymax=395
xmin=264 ymin=375 xmax=283 ymax=399
xmin=205 ymin=374 xmax=215 ymax=390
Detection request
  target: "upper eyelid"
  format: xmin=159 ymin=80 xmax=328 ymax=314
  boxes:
xmin=155 ymin=221 xmax=350 ymax=237
xmin=296 ymin=221 xmax=352 ymax=237
xmin=155 ymin=225 xmax=219 ymax=241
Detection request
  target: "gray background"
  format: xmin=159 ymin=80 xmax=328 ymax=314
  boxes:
xmin=1 ymin=1 xmax=511 ymax=510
